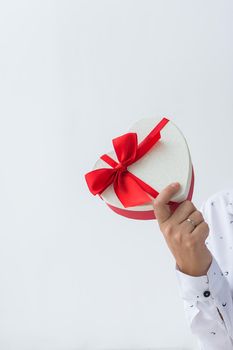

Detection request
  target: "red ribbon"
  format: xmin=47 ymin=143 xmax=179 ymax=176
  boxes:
xmin=85 ymin=117 xmax=175 ymax=208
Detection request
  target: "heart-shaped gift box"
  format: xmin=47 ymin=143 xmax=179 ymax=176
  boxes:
xmin=85 ymin=117 xmax=194 ymax=220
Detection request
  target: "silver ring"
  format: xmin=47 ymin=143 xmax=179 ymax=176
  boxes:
xmin=186 ymin=218 xmax=196 ymax=229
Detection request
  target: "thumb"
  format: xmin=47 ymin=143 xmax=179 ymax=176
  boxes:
xmin=153 ymin=182 xmax=180 ymax=225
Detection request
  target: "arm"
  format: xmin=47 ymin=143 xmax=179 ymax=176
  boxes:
xmin=175 ymin=253 xmax=233 ymax=349
xmin=153 ymin=183 xmax=233 ymax=349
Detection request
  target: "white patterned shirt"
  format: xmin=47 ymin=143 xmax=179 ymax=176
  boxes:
xmin=175 ymin=188 xmax=233 ymax=350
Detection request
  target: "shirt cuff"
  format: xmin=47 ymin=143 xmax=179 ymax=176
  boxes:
xmin=175 ymin=254 xmax=225 ymax=302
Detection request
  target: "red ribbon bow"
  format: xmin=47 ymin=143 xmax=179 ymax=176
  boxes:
xmin=85 ymin=117 xmax=171 ymax=208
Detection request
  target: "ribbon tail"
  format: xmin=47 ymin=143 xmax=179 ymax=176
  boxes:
xmin=113 ymin=172 xmax=152 ymax=208
xmin=128 ymin=172 xmax=179 ymax=205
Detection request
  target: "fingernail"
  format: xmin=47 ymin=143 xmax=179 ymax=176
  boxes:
xmin=171 ymin=182 xmax=180 ymax=188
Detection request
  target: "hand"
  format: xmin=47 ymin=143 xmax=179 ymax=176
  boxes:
xmin=152 ymin=182 xmax=213 ymax=277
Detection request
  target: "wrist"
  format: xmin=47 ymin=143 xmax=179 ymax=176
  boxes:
xmin=176 ymin=250 xmax=213 ymax=277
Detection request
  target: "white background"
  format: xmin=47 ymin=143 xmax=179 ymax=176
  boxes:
xmin=0 ymin=1 xmax=233 ymax=349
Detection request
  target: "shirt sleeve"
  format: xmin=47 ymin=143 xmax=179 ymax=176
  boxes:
xmin=174 ymin=201 xmax=233 ymax=349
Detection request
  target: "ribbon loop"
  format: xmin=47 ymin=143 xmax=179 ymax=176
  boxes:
xmin=112 ymin=132 xmax=138 ymax=165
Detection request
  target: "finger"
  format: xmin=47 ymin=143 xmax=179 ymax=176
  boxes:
xmin=170 ymin=199 xmax=198 ymax=224
xmin=153 ymin=182 xmax=181 ymax=225
xmin=186 ymin=221 xmax=209 ymax=245
xmin=179 ymin=209 xmax=205 ymax=234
